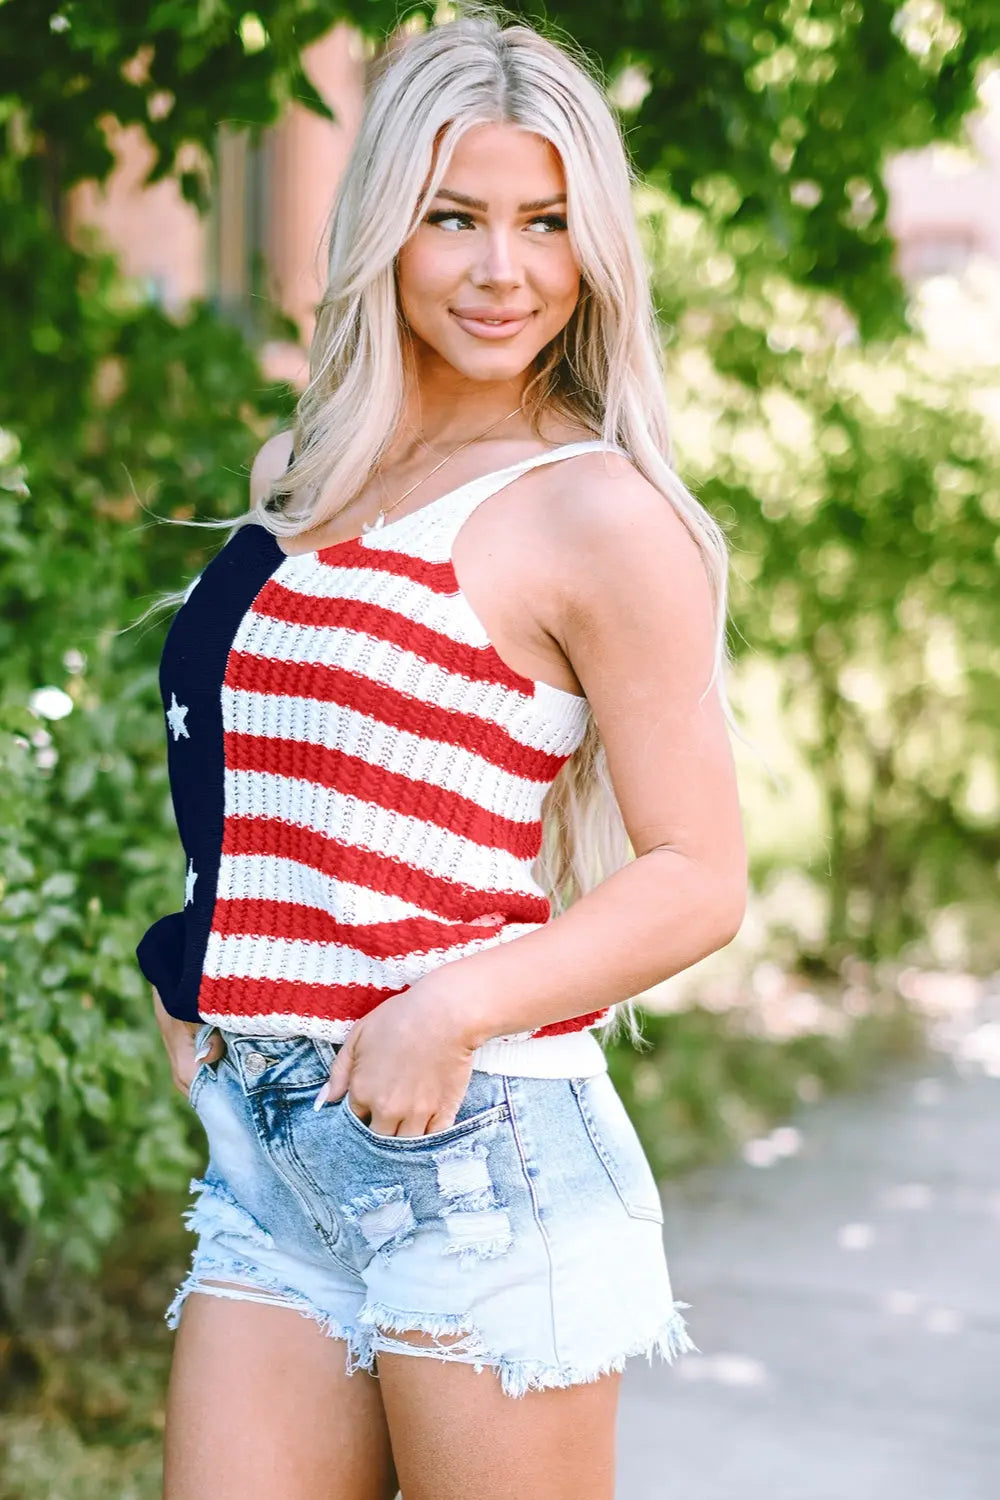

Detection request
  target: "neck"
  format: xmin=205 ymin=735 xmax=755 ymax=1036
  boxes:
xmin=403 ymin=391 xmax=528 ymax=451
xmin=397 ymin=351 xmax=532 ymax=453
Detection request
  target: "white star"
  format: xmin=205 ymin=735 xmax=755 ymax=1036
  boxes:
xmin=184 ymin=858 xmax=198 ymax=906
xmin=166 ymin=692 xmax=190 ymax=742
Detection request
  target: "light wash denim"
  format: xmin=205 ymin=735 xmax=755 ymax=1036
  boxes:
xmin=168 ymin=1022 xmax=697 ymax=1398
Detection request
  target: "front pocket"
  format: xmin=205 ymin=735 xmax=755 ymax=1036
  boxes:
xmin=571 ymin=1074 xmax=664 ymax=1223
xmin=341 ymin=1095 xmax=510 ymax=1151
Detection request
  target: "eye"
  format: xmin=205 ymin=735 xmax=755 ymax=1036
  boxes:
xmin=423 ymin=209 xmax=568 ymax=234
xmin=425 ymin=210 xmax=474 ymax=231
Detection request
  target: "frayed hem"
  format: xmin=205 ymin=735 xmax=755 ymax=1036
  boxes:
xmin=351 ymin=1299 xmax=699 ymax=1398
xmin=349 ymin=1301 xmax=484 ymax=1375
xmin=489 ymin=1303 xmax=700 ymax=1398
xmin=164 ymin=1258 xmax=354 ymax=1350
xmin=165 ymin=1178 xmax=358 ymax=1360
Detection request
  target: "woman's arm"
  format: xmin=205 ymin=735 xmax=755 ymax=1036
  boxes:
xmin=322 ymin=456 xmax=747 ymax=1132
xmin=441 ymin=453 xmax=747 ymax=1044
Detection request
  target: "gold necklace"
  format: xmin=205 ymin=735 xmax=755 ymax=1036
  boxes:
xmin=361 ymin=404 xmax=523 ymax=534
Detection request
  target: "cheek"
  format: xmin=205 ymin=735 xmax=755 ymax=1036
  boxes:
xmin=536 ymin=249 xmax=581 ymax=315
xmin=396 ymin=239 xmax=457 ymax=324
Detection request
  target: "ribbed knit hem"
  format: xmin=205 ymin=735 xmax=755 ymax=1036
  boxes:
xmin=470 ymin=1028 xmax=608 ymax=1077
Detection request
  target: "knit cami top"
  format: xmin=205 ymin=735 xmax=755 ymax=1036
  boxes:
xmin=136 ymin=439 xmax=623 ymax=1076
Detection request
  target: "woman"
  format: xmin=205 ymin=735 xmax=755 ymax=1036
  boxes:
xmin=139 ymin=9 xmax=746 ymax=1499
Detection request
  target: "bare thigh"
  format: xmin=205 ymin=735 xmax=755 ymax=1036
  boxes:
xmin=163 ymin=1284 xmax=399 ymax=1500
xmin=376 ymin=1334 xmax=621 ymax=1500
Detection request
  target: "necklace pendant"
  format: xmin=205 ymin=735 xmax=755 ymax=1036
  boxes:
xmin=361 ymin=509 xmax=386 ymax=534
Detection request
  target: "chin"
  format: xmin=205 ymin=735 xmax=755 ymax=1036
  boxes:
xmin=438 ymin=342 xmax=538 ymax=383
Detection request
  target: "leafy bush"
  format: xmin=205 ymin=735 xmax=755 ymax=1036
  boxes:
xmin=0 ymin=211 xmax=293 ymax=1333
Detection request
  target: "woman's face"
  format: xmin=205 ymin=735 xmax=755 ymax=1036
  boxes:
xmin=396 ymin=122 xmax=581 ymax=387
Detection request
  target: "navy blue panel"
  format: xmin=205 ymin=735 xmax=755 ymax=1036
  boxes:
xmin=135 ymin=523 xmax=284 ymax=1022
xmin=136 ymin=910 xmax=186 ymax=1001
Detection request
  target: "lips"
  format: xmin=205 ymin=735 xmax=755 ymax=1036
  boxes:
xmin=449 ymin=309 xmax=535 ymax=340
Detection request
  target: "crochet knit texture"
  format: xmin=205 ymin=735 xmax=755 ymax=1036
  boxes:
xmin=136 ymin=441 xmax=621 ymax=1060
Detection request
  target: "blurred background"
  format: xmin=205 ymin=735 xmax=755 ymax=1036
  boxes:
xmin=1 ymin=3 xmax=998 ymax=1496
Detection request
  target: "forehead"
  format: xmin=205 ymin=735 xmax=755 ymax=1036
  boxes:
xmin=432 ymin=122 xmax=566 ymax=194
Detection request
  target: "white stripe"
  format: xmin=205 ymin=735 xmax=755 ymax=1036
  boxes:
xmin=222 ymin=688 xmax=550 ymax=822
xmin=203 ymin=927 xmax=539 ymax=990
xmin=224 ymin=769 xmax=547 ymax=897
xmin=239 ymin=620 xmax=519 ymax=719
xmin=215 ymin=854 xmax=449 ymax=924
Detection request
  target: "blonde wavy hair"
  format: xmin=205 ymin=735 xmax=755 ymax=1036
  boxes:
xmin=138 ymin=4 xmax=747 ymax=1043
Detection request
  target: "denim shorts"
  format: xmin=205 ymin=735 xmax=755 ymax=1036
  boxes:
xmin=167 ymin=1022 xmax=696 ymax=1399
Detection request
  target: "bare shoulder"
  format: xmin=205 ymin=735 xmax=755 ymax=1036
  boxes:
xmin=526 ymin=449 xmax=721 ymax=731
xmin=249 ymin=430 xmax=295 ymax=508
xmin=534 ymin=448 xmax=706 ymax=608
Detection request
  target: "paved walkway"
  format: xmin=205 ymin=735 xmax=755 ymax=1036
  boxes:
xmin=618 ymin=1046 xmax=1000 ymax=1498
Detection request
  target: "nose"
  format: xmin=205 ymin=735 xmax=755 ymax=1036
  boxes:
xmin=471 ymin=226 xmax=523 ymax=290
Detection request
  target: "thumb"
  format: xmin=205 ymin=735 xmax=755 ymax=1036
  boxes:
xmin=192 ymin=1024 xmax=225 ymax=1066
xmin=201 ymin=1033 xmax=227 ymax=1066
xmin=316 ymin=1026 xmax=358 ymax=1110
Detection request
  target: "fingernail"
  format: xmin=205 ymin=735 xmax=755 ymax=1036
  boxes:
xmin=313 ymin=1082 xmax=331 ymax=1112
xmin=194 ymin=1046 xmax=211 ymax=1062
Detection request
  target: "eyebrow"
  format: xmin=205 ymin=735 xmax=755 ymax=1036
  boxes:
xmin=433 ymin=188 xmax=567 ymax=213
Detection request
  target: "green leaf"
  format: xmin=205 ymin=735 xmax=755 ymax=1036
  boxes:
xmin=13 ymin=1159 xmax=45 ymax=1219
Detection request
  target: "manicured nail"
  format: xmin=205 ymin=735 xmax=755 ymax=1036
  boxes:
xmin=194 ymin=1046 xmax=211 ymax=1062
xmin=313 ymin=1082 xmax=331 ymax=1112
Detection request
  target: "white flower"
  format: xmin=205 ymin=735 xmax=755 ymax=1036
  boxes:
xmin=29 ymin=686 xmax=74 ymax=721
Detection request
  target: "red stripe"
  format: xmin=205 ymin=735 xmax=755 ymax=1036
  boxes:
xmin=200 ymin=968 xmax=607 ymax=1038
xmin=211 ymin=897 xmax=514 ymax=958
xmin=225 ymin=732 xmax=543 ymax=860
xmin=198 ymin=973 xmax=395 ymax=1022
xmin=253 ymin=581 xmax=533 ymax=695
xmin=533 ymin=1008 xmax=611 ymax=1037
xmin=224 ymin=651 xmax=566 ymax=782
xmin=314 ymin=541 xmax=458 ymax=595
xmin=222 ymin=816 xmax=551 ymax=925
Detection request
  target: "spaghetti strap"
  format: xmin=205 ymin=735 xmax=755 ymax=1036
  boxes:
xmin=421 ymin=438 xmax=627 ymax=558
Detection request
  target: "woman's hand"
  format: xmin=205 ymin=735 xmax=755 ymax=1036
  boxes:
xmin=152 ymin=986 xmax=226 ymax=1098
xmin=317 ymin=978 xmax=478 ymax=1137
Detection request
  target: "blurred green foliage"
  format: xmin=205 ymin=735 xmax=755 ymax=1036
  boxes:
xmin=1 ymin=6 xmax=998 ymax=1471
xmin=642 ymin=187 xmax=1000 ymax=966
xmin=608 ymin=994 xmax=924 ymax=1179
